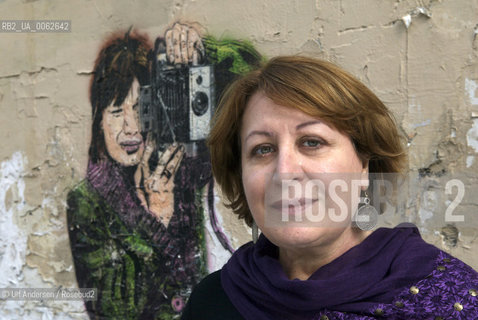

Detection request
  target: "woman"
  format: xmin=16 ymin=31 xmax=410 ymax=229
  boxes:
xmin=182 ymin=56 xmax=478 ymax=319
xmin=67 ymin=29 xmax=211 ymax=319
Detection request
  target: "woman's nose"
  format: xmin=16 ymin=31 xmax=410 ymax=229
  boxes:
xmin=275 ymin=147 xmax=304 ymax=177
xmin=123 ymin=106 xmax=140 ymax=134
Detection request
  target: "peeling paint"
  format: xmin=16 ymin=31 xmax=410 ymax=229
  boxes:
xmin=466 ymin=155 xmax=475 ymax=168
xmin=0 ymin=153 xmax=85 ymax=319
xmin=440 ymin=224 xmax=459 ymax=248
xmin=338 ymin=25 xmax=376 ymax=35
xmin=450 ymin=128 xmax=456 ymax=138
xmin=418 ymin=159 xmax=447 ymax=178
xmin=0 ymin=73 xmax=21 ymax=80
xmin=42 ymin=197 xmax=59 ymax=217
xmin=467 ymin=118 xmax=478 ymax=153
xmin=408 ymin=96 xmax=422 ymax=114
xmin=418 ymin=190 xmax=438 ymax=224
xmin=465 ymin=78 xmax=478 ymax=106
xmin=0 ymin=152 xmax=27 ymax=287
xmin=401 ymin=14 xmax=412 ymax=28
xmin=412 ymin=119 xmax=431 ymax=129
xmin=416 ymin=7 xmax=432 ymax=18
xmin=401 ymin=7 xmax=432 ymax=29
xmin=76 ymin=70 xmax=93 ymax=76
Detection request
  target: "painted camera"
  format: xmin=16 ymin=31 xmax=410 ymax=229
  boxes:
xmin=139 ymin=39 xmax=215 ymax=144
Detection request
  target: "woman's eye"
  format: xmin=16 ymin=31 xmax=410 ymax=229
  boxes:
xmin=110 ymin=108 xmax=123 ymax=116
xmin=301 ymin=138 xmax=323 ymax=148
xmin=252 ymin=145 xmax=275 ymax=156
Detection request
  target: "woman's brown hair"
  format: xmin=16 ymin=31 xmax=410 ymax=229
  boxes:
xmin=208 ymin=55 xmax=406 ymax=226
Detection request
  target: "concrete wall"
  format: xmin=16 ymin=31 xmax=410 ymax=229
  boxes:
xmin=0 ymin=0 xmax=477 ymax=318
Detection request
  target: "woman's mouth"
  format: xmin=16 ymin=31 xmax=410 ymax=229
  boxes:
xmin=120 ymin=140 xmax=142 ymax=154
xmin=270 ymin=198 xmax=319 ymax=218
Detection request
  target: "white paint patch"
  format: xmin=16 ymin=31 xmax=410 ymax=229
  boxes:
xmin=0 ymin=152 xmax=27 ymax=287
xmin=450 ymin=128 xmax=456 ymax=138
xmin=401 ymin=14 xmax=412 ymax=29
xmin=413 ymin=119 xmax=431 ymax=129
xmin=465 ymin=78 xmax=478 ymax=106
xmin=203 ymin=186 xmax=233 ymax=273
xmin=408 ymin=96 xmax=422 ymax=114
xmin=418 ymin=190 xmax=437 ymax=224
xmin=0 ymin=152 xmax=29 ymax=316
xmin=42 ymin=197 xmax=59 ymax=217
xmin=418 ymin=207 xmax=433 ymax=225
xmin=466 ymin=155 xmax=475 ymax=168
xmin=0 ymin=153 xmax=86 ymax=319
xmin=467 ymin=118 xmax=478 ymax=153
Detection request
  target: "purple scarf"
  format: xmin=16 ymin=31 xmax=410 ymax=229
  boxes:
xmin=221 ymin=225 xmax=440 ymax=319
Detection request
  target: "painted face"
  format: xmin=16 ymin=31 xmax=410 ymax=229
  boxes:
xmin=102 ymin=79 xmax=145 ymax=167
xmin=240 ymin=91 xmax=368 ymax=249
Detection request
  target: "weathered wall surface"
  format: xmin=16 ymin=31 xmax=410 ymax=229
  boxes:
xmin=0 ymin=0 xmax=477 ymax=318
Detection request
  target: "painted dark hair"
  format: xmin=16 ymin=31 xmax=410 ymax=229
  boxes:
xmin=89 ymin=29 xmax=151 ymax=163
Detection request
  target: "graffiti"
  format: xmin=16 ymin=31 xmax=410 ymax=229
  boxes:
xmin=66 ymin=23 xmax=262 ymax=319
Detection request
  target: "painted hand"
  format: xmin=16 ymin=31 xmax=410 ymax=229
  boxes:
xmin=135 ymin=136 xmax=185 ymax=226
xmin=165 ymin=22 xmax=205 ymax=65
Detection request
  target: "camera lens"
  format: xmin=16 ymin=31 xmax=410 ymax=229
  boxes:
xmin=196 ymin=75 xmax=203 ymax=85
xmin=192 ymin=91 xmax=209 ymax=116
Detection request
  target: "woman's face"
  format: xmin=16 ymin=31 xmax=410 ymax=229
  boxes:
xmin=101 ymin=79 xmax=145 ymax=166
xmin=240 ymin=91 xmax=368 ymax=249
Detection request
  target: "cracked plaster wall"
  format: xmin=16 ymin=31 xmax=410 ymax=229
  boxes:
xmin=0 ymin=0 xmax=477 ymax=318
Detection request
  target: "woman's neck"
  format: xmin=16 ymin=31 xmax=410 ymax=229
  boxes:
xmin=122 ymin=164 xmax=137 ymax=185
xmin=278 ymin=228 xmax=372 ymax=280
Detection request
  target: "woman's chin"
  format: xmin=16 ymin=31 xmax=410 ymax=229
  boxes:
xmin=262 ymin=225 xmax=347 ymax=249
xmin=110 ymin=149 xmax=144 ymax=167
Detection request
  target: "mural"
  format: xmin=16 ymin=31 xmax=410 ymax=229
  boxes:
xmin=66 ymin=22 xmax=262 ymax=319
